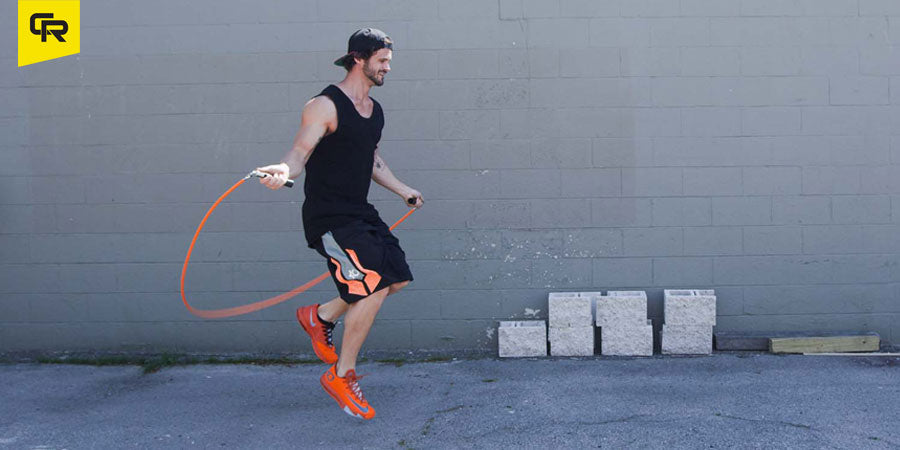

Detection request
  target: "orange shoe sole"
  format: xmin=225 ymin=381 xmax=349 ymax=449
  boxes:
xmin=320 ymin=376 xmax=373 ymax=419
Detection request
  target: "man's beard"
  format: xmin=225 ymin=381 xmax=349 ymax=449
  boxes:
xmin=363 ymin=61 xmax=385 ymax=86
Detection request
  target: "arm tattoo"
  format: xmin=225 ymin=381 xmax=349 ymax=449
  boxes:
xmin=374 ymin=156 xmax=384 ymax=170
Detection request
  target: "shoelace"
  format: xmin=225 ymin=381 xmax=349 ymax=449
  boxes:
xmin=345 ymin=372 xmax=368 ymax=403
xmin=322 ymin=323 xmax=335 ymax=347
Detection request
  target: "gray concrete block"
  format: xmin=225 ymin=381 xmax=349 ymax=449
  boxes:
xmin=621 ymin=168 xmax=683 ymax=197
xmin=523 ymin=0 xmax=559 ymax=18
xmin=773 ymin=196 xmax=832 ymax=225
xmin=461 ymin=259 xmax=533 ymax=290
xmin=684 ymin=227 xmax=743 ymax=256
xmin=438 ymin=0 xmax=499 ymax=18
xmin=590 ymin=19 xmax=651 ymax=48
xmin=627 ymin=109 xmax=683 ymax=139
xmin=680 ymin=0 xmax=741 ymax=16
xmin=593 ymin=258 xmax=653 ymax=287
xmin=621 ymin=0 xmax=679 ymax=17
xmin=561 ymin=228 xmax=623 ymax=258
xmin=623 ymin=228 xmax=683 ymax=257
xmin=741 ymin=46 xmax=801 ymax=76
xmin=561 ymin=0 xmax=619 ymax=17
xmin=468 ymin=200 xmax=531 ymax=229
xmin=743 ymin=167 xmax=801 ymax=196
xmin=681 ymin=47 xmax=740 ymax=76
xmin=499 ymin=321 xmax=547 ymax=357
xmin=592 ymin=138 xmax=654 ymax=168
xmin=652 ymin=78 xmax=713 ymax=106
xmin=861 ymin=47 xmax=900 ymax=75
xmin=652 ymin=258 xmax=714 ymax=286
xmin=715 ymin=77 xmax=829 ymax=107
xmin=559 ymin=48 xmax=620 ymax=77
xmin=600 ymin=323 xmax=653 ymax=356
xmin=530 ymin=199 xmax=592 ymax=228
xmin=526 ymin=48 xmax=561 ymax=77
xmin=743 ymin=226 xmax=802 ymax=255
xmin=532 ymin=79 xmax=651 ymax=108
xmin=651 ymin=198 xmax=712 ymax=227
xmin=595 ymin=291 xmax=647 ymax=327
xmin=527 ymin=19 xmax=589 ymax=48
xmin=532 ymin=259 xmax=593 ymax=289
xmin=470 ymin=140 xmax=530 ymax=169
xmin=500 ymin=230 xmax=564 ymax=260
xmin=549 ymin=326 xmax=594 ymax=356
xmin=410 ymin=319 xmax=496 ymax=351
xmin=534 ymin=139 xmax=593 ymax=169
xmin=712 ymin=197 xmax=772 ymax=226
xmin=664 ymin=289 xmax=717 ymax=325
xmin=653 ymin=137 xmax=749 ymax=167
xmin=829 ymin=77 xmax=890 ymax=106
xmin=681 ymin=108 xmax=741 ymax=137
xmin=441 ymin=229 xmax=504 ymax=260
xmin=499 ymin=169 xmax=561 ymax=199
xmin=801 ymin=47 xmax=859 ymax=75
xmin=662 ymin=325 xmax=713 ymax=355
xmin=860 ymin=0 xmax=900 ymax=15
xmin=437 ymin=50 xmax=499 ymax=79
xmin=383 ymin=110 xmax=440 ymax=140
xmin=744 ymin=284 xmax=898 ymax=316
xmin=437 ymin=290 xmax=501 ymax=320
xmin=801 ymin=225 xmax=899 ymax=255
xmin=548 ymin=294 xmax=592 ymax=328
xmin=650 ymin=18 xmax=710 ymax=47
xmin=742 ymin=107 xmax=802 ymax=136
xmin=833 ymin=195 xmax=892 ymax=224
xmin=499 ymin=0 xmax=523 ymax=19
xmin=801 ymin=106 xmax=892 ymax=136
xmin=440 ymin=110 xmax=499 ymax=140
xmin=620 ymin=47 xmax=680 ymax=76
xmin=683 ymin=167 xmax=743 ymax=196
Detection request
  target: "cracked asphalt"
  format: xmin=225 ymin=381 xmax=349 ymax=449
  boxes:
xmin=1 ymin=353 xmax=898 ymax=449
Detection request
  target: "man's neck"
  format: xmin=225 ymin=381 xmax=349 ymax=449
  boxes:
xmin=337 ymin=72 xmax=373 ymax=102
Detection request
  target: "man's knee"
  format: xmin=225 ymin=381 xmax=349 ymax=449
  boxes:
xmin=387 ymin=281 xmax=410 ymax=295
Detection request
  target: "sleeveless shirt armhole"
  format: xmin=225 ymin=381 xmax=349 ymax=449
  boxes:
xmin=312 ymin=92 xmax=340 ymax=137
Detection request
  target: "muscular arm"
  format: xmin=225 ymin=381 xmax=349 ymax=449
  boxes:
xmin=372 ymin=149 xmax=423 ymax=207
xmin=256 ymin=96 xmax=335 ymax=189
xmin=280 ymin=97 xmax=335 ymax=178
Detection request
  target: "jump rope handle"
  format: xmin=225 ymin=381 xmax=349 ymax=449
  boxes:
xmin=247 ymin=170 xmax=294 ymax=188
xmin=407 ymin=197 xmax=417 ymax=205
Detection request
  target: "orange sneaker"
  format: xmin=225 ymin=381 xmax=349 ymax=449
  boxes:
xmin=320 ymin=365 xmax=375 ymax=420
xmin=296 ymin=304 xmax=338 ymax=364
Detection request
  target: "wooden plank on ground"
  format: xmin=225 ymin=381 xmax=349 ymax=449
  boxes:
xmin=769 ymin=332 xmax=880 ymax=354
xmin=715 ymin=331 xmax=877 ymax=351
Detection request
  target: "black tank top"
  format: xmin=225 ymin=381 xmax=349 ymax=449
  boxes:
xmin=302 ymin=84 xmax=384 ymax=247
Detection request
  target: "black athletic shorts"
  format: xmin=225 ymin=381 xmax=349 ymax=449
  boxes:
xmin=312 ymin=218 xmax=413 ymax=304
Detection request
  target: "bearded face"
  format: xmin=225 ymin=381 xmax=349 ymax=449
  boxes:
xmin=360 ymin=48 xmax=391 ymax=86
xmin=362 ymin=58 xmax=385 ymax=86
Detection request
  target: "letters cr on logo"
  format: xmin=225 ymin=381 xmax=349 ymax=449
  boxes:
xmin=31 ymin=13 xmax=68 ymax=42
xmin=18 ymin=0 xmax=80 ymax=67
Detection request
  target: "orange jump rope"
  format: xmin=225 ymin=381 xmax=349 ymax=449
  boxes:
xmin=180 ymin=170 xmax=417 ymax=319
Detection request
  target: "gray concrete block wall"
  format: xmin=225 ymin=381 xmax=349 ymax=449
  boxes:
xmin=2 ymin=0 xmax=899 ymax=355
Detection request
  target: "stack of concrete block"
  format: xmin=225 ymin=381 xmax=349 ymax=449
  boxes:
xmin=548 ymin=292 xmax=594 ymax=356
xmin=662 ymin=289 xmax=716 ymax=355
xmin=595 ymin=291 xmax=653 ymax=356
xmin=498 ymin=321 xmax=547 ymax=357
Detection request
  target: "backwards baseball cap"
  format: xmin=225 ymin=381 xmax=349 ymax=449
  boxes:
xmin=333 ymin=28 xmax=393 ymax=67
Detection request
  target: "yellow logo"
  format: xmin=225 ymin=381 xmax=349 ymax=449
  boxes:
xmin=18 ymin=0 xmax=80 ymax=67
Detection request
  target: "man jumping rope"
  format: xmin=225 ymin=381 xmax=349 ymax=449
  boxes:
xmin=254 ymin=28 xmax=423 ymax=420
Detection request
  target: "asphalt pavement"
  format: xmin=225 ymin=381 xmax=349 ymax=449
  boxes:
xmin=1 ymin=353 xmax=899 ymax=449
